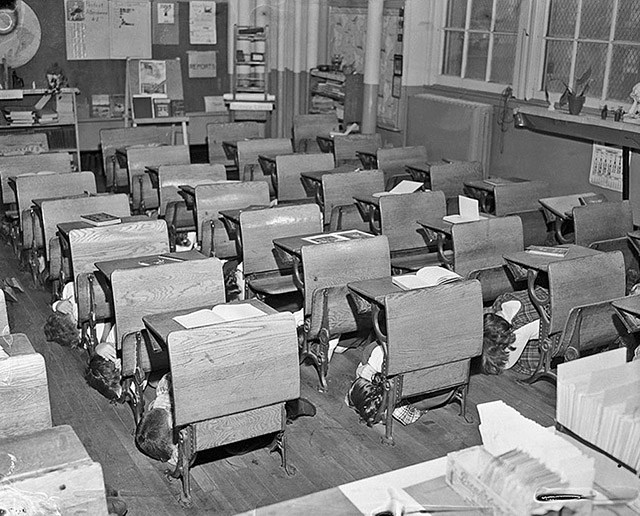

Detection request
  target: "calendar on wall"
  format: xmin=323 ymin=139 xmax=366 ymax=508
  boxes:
xmin=589 ymin=143 xmax=623 ymax=192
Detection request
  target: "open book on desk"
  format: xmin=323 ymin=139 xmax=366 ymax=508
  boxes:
xmin=392 ymin=266 xmax=462 ymax=290
xmin=173 ymin=303 xmax=267 ymax=329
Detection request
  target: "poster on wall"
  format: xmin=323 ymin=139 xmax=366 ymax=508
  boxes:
xmin=64 ymin=0 xmax=110 ymax=60
xmin=189 ymin=1 xmax=216 ymax=45
xmin=187 ymin=51 xmax=216 ymax=78
xmin=110 ymin=0 xmax=152 ymax=59
xmin=153 ymin=1 xmax=179 ymax=45
xmin=139 ymin=60 xmax=167 ymax=94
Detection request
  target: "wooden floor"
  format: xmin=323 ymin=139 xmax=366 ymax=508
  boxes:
xmin=0 ymin=235 xmax=556 ymax=515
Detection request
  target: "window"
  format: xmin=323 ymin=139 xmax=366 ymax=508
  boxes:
xmin=434 ymin=0 xmax=640 ymax=106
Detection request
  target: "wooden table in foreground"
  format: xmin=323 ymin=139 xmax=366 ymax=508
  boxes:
xmin=235 ymin=427 xmax=640 ymax=515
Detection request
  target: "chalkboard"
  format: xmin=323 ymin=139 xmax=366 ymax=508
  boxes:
xmin=13 ymin=1 xmax=228 ymax=118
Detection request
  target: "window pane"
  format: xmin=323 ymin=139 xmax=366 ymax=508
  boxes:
xmin=547 ymin=0 xmax=577 ymax=38
xmin=469 ymin=0 xmax=493 ymax=30
xmin=609 ymin=45 xmax=640 ymax=102
xmin=446 ymin=0 xmax=467 ymax=29
xmin=615 ymin=2 xmax=640 ymax=41
xmin=442 ymin=31 xmax=464 ymax=76
xmin=544 ymin=40 xmax=573 ymax=93
xmin=466 ymin=33 xmax=489 ymax=79
xmin=575 ymin=41 xmax=607 ymax=97
xmin=580 ymin=0 xmax=612 ymax=40
xmin=494 ymin=0 xmax=521 ymax=33
xmin=490 ymin=34 xmax=517 ymax=83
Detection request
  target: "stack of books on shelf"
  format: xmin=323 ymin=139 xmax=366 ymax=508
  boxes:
xmin=310 ymin=95 xmax=336 ymax=114
xmin=36 ymin=109 xmax=58 ymax=124
xmin=2 ymin=106 xmax=36 ymax=126
xmin=446 ymin=401 xmax=597 ymax=515
xmin=557 ymin=348 xmax=640 ymax=473
xmin=315 ymin=82 xmax=344 ymax=99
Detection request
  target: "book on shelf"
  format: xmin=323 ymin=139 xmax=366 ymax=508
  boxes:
xmin=525 ymin=245 xmax=568 ymax=257
xmin=153 ymin=97 xmax=171 ymax=118
xmin=173 ymin=303 xmax=266 ymax=329
xmin=80 ymin=212 xmax=122 ymax=226
xmin=373 ymin=180 xmax=424 ymax=198
xmin=91 ymin=94 xmax=111 ymax=119
xmin=392 ymin=266 xmax=462 ymax=290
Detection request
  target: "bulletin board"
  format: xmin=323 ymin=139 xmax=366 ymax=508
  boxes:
xmin=13 ymin=0 xmax=228 ymax=117
xmin=328 ymin=6 xmax=403 ymax=130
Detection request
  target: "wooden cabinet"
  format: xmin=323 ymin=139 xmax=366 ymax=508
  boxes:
xmin=307 ymin=69 xmax=363 ymax=125
xmin=0 ymin=88 xmax=80 ymax=167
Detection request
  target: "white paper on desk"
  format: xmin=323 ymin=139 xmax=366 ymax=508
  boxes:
xmin=338 ymin=458 xmax=446 ymax=515
xmin=442 ymin=196 xmax=482 ymax=224
xmin=372 ymin=180 xmax=424 ymax=197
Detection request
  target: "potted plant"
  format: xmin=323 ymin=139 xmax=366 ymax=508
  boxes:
xmin=558 ymin=67 xmax=592 ymax=115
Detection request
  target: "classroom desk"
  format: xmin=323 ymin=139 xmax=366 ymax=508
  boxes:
xmin=463 ymin=177 xmax=531 ymax=214
xmin=222 ymin=140 xmax=239 ymax=161
xmin=219 ymin=205 xmax=270 ymax=254
xmin=404 ymin=162 xmax=433 ymax=187
xmin=316 ymin=134 xmax=334 ymax=154
xmin=145 ymin=165 xmax=160 ymax=189
xmin=133 ymin=116 xmax=189 ymax=146
xmin=611 ymin=295 xmax=640 ymax=359
xmin=538 ymin=193 xmax=594 ymax=244
xmin=273 ymin=230 xmax=374 ymax=292
xmin=300 ymin=164 xmax=357 ymax=203
xmin=142 ymin=298 xmax=276 ymax=346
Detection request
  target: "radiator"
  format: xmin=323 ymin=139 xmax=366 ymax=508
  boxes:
xmin=406 ymin=93 xmax=493 ymax=174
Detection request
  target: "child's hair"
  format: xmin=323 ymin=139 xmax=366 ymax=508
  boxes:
xmin=43 ymin=311 xmax=81 ymax=348
xmin=85 ymin=354 xmax=123 ymax=401
xmin=482 ymin=313 xmax=516 ymax=375
xmin=347 ymin=374 xmax=386 ymax=426
xmin=135 ymin=409 xmax=175 ymax=462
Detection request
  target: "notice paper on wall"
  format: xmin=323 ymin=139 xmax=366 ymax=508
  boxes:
xmin=589 ymin=143 xmax=623 ymax=192
xmin=189 ymin=1 xmax=216 ymax=45
xmin=188 ymin=51 xmax=217 ymax=78
xmin=153 ymin=1 xmax=179 ymax=45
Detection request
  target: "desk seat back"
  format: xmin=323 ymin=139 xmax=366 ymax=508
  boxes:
xmin=0 ymin=333 xmax=51 ymax=439
xmin=548 ymin=251 xmax=626 ymax=336
xmin=383 ymin=280 xmax=483 ymax=378
xmin=302 ymin=235 xmax=390 ymax=318
xmin=100 ymin=127 xmax=174 ymax=189
xmin=195 ymin=181 xmax=270 ymax=258
xmin=493 ymin=180 xmax=549 ymax=216
xmin=68 ymin=218 xmax=169 ymax=286
xmin=206 ymin=121 xmax=264 ymax=163
xmin=292 ymin=113 xmax=339 ymax=152
xmin=0 ymin=152 xmax=72 ymax=205
xmin=126 ymin=144 xmax=190 ymax=186
xmin=157 ymin=163 xmax=227 ymax=216
xmin=573 ymin=200 xmax=633 ymax=247
xmin=332 ymin=133 xmax=382 ymax=166
xmin=430 ymin=160 xmax=483 ymax=200
xmin=275 ymin=153 xmax=334 ymax=202
xmin=236 ymin=138 xmax=293 ymax=182
xmin=112 ymin=256 xmax=224 ymax=347
xmin=377 ymin=145 xmax=428 ymax=175
xmin=451 ymin=216 xmax=523 ymax=277
xmin=241 ymin=204 xmax=322 ymax=277
xmin=40 ymin=193 xmax=130 ymax=259
xmin=379 ymin=190 xmax=446 ymax=252
xmin=16 ymin=171 xmax=96 ymax=239
xmin=168 ymin=312 xmax=299 ymax=426
xmin=321 ymin=169 xmax=385 ymax=223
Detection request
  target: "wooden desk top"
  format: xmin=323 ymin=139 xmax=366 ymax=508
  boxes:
xmin=273 ymin=230 xmax=374 ymax=257
xmin=503 ymin=244 xmax=601 ymax=273
xmin=348 ymin=276 xmax=402 ymax=306
xmin=539 ymin=192 xmax=594 ymax=219
xmin=611 ymin=294 xmax=640 ymax=317
xmin=57 ymin=215 xmax=149 ymax=239
xmin=94 ymin=249 xmax=206 ymax=279
xmin=353 ymin=193 xmax=381 ymax=208
xmin=464 ymin=176 xmax=530 ymax=192
xmin=143 ymin=298 xmax=275 ymax=346
xmin=300 ymin=165 xmax=358 ymax=184
xmin=219 ymin=205 xmax=270 ymax=226
xmin=32 ymin=192 xmax=97 ymax=207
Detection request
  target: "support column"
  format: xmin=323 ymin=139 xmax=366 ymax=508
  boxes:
xmin=361 ymin=0 xmax=384 ymax=134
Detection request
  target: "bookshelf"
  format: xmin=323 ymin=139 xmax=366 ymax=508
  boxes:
xmin=0 ymin=88 xmax=80 ymax=166
xmin=307 ymin=69 xmax=363 ymax=126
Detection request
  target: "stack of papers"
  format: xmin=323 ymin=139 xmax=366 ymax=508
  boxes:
xmin=557 ymin=348 xmax=640 ymax=472
xmin=478 ymin=400 xmax=595 ymax=489
xmin=372 ymin=180 xmax=424 ymax=198
xmin=173 ymin=303 xmax=266 ymax=329
xmin=392 ymin=266 xmax=461 ymax=290
xmin=443 ymin=196 xmax=484 ymax=224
